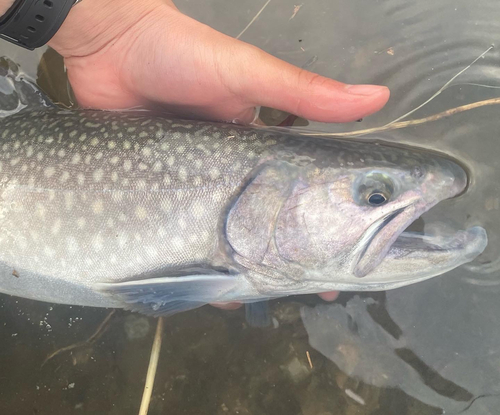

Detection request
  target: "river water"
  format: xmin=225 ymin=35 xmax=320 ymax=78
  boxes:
xmin=0 ymin=0 xmax=499 ymax=414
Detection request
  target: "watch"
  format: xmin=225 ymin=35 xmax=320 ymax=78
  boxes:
xmin=0 ymin=0 xmax=81 ymax=50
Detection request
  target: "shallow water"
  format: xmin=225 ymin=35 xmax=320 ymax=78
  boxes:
xmin=0 ymin=0 xmax=499 ymax=414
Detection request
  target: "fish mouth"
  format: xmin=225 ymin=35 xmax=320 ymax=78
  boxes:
xmin=353 ymin=202 xmax=488 ymax=280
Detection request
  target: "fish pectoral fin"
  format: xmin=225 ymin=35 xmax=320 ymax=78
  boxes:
xmin=96 ymin=273 xmax=242 ymax=317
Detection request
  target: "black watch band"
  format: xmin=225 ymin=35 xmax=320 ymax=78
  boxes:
xmin=0 ymin=0 xmax=79 ymax=50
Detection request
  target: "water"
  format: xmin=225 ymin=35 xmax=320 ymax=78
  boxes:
xmin=0 ymin=0 xmax=499 ymax=413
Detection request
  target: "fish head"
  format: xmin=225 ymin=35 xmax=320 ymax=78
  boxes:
xmin=273 ymin=143 xmax=486 ymax=290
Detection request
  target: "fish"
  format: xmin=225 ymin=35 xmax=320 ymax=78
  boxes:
xmin=0 ymin=62 xmax=488 ymax=320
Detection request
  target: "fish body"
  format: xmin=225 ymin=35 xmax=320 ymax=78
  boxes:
xmin=0 ymin=71 xmax=487 ymax=317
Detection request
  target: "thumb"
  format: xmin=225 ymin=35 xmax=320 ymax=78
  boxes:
xmin=239 ymin=47 xmax=390 ymax=123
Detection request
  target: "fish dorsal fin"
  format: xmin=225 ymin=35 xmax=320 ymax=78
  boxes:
xmin=0 ymin=57 xmax=54 ymax=117
xmin=226 ymin=163 xmax=298 ymax=264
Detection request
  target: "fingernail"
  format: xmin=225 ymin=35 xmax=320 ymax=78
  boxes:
xmin=345 ymin=84 xmax=388 ymax=96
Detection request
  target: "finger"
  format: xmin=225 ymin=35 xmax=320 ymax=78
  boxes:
xmin=318 ymin=291 xmax=340 ymax=301
xmin=236 ymin=46 xmax=390 ymax=123
xmin=210 ymin=302 xmax=243 ymax=310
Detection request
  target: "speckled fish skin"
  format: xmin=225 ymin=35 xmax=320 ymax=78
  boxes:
xmin=0 ymin=107 xmax=487 ymax=313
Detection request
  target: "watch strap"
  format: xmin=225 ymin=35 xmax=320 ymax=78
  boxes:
xmin=0 ymin=0 xmax=78 ymax=50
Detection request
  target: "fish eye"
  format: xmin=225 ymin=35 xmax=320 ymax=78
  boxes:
xmin=367 ymin=192 xmax=388 ymax=206
xmin=354 ymin=172 xmax=395 ymax=206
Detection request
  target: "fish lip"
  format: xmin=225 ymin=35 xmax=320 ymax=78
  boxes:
xmin=353 ymin=199 xmax=488 ymax=280
xmin=354 ymin=205 xmax=408 ymax=269
xmin=389 ymin=226 xmax=488 ymax=257
xmin=353 ymin=201 xmax=420 ymax=278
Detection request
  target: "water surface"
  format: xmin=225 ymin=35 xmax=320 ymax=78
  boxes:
xmin=1 ymin=0 xmax=499 ymax=414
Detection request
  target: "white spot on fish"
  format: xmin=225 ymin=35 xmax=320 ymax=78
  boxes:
xmin=44 ymin=166 xmax=55 ymax=178
xmin=209 ymin=167 xmax=220 ymax=180
xmin=157 ymin=226 xmax=167 ymax=238
xmin=138 ymin=163 xmax=148 ymax=171
xmin=111 ymin=171 xmax=119 ymax=182
xmin=142 ymin=147 xmax=152 ymax=157
xmin=77 ymin=173 xmax=85 ymax=185
xmin=92 ymin=235 xmax=104 ymax=252
xmin=90 ymin=137 xmax=99 ymax=146
xmin=112 ymin=190 xmax=124 ymax=202
xmin=171 ymin=236 xmax=184 ymax=250
xmin=135 ymin=206 xmax=147 ymax=220
xmin=92 ymin=199 xmax=104 ymax=214
xmin=160 ymin=200 xmax=172 ymax=213
xmin=167 ymin=156 xmax=175 ymax=167
xmin=44 ymin=246 xmax=55 ymax=258
xmin=10 ymin=157 xmax=20 ymax=166
xmin=192 ymin=201 xmax=206 ymax=219
xmin=93 ymin=169 xmax=104 ymax=183
xmin=35 ymin=203 xmax=46 ymax=218
xmin=64 ymin=193 xmax=74 ymax=210
xmin=94 ymin=151 xmax=103 ymax=160
xmin=108 ymin=141 xmax=116 ymax=149
xmin=26 ymin=146 xmax=33 ymax=157
xmin=77 ymin=217 xmax=86 ymax=229
xmin=58 ymin=149 xmax=66 ymax=158
xmin=152 ymin=161 xmax=162 ymax=172
xmin=60 ymin=171 xmax=70 ymax=183
xmin=145 ymin=246 xmax=158 ymax=258
xmin=71 ymin=154 xmax=81 ymax=164
xmin=123 ymin=140 xmax=131 ymax=150
xmin=117 ymin=232 xmax=128 ymax=248
xmin=36 ymin=152 xmax=44 ymax=161
xmin=123 ymin=160 xmax=132 ymax=172
xmin=67 ymin=236 xmax=79 ymax=253
xmin=107 ymin=218 xmax=115 ymax=228
xmin=51 ymin=219 xmax=61 ymax=235
xmin=178 ymin=217 xmax=187 ymax=230
xmin=178 ymin=166 xmax=187 ymax=182
xmin=110 ymin=156 xmax=119 ymax=165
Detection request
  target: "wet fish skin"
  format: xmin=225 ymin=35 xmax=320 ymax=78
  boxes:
xmin=0 ymin=107 xmax=486 ymax=316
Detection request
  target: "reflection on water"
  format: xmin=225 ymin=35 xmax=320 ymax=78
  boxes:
xmin=0 ymin=0 xmax=499 ymax=414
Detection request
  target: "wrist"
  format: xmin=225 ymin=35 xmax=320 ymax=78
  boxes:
xmin=48 ymin=0 xmax=172 ymax=58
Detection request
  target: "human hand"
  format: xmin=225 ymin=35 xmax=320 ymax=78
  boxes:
xmin=49 ymin=0 xmax=389 ymax=124
xmin=48 ymin=0 xmax=390 ymax=307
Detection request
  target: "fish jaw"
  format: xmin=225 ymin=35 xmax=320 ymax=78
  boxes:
xmin=351 ymin=156 xmax=473 ymax=279
xmin=355 ymin=226 xmax=488 ymax=290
